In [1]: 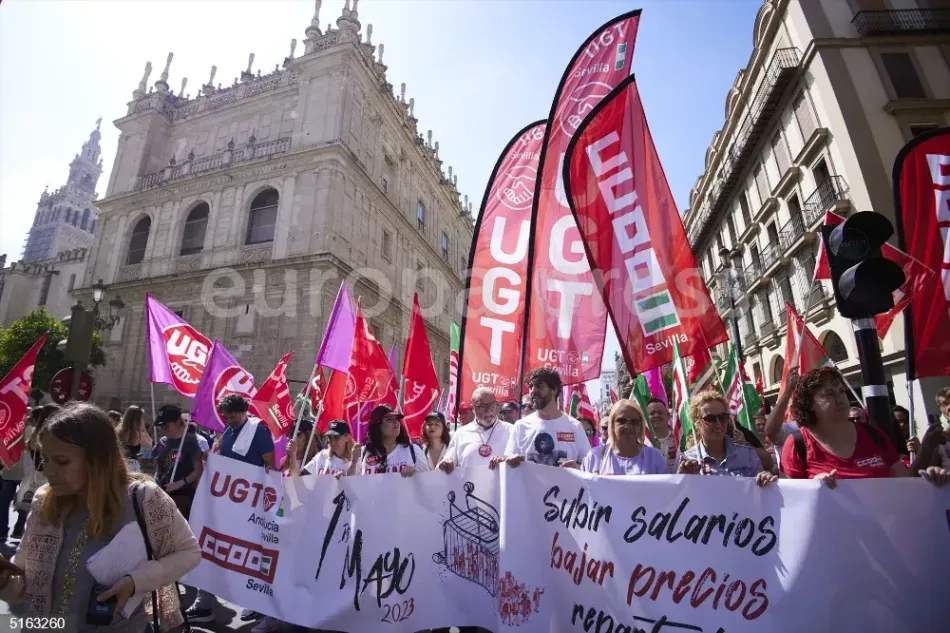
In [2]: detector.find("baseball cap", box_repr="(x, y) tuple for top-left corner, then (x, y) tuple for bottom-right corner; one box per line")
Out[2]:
(424, 411), (446, 424)
(155, 404), (182, 427)
(326, 420), (352, 437)
(368, 405), (404, 425)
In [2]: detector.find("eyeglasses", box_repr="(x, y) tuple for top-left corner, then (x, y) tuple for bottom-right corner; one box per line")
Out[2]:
(584, 428), (595, 437)
(614, 416), (642, 426)
(701, 413), (731, 426)
(473, 402), (496, 411)
(848, 416), (861, 423)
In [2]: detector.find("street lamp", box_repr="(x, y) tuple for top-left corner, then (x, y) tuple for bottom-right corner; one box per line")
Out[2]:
(718, 247), (745, 367)
(64, 280), (125, 400)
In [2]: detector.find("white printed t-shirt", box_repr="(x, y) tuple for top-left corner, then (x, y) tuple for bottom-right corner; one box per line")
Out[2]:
(360, 443), (430, 475)
(504, 412), (591, 466)
(303, 449), (351, 476)
(443, 420), (513, 468)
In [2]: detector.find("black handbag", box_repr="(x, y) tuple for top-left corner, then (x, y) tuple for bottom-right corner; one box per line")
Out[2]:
(131, 482), (191, 632)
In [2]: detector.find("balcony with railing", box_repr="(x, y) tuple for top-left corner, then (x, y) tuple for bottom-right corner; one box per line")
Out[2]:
(803, 176), (850, 226)
(852, 9), (950, 37)
(688, 47), (801, 247)
(136, 136), (291, 191)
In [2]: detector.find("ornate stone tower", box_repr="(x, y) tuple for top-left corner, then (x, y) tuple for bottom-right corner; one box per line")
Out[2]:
(22, 119), (104, 262)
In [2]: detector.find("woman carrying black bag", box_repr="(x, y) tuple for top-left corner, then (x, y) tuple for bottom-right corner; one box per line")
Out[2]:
(0, 403), (200, 631)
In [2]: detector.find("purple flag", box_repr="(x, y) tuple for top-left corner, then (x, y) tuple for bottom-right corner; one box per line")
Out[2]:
(645, 366), (668, 406)
(146, 294), (212, 398)
(191, 340), (256, 433)
(314, 281), (356, 373)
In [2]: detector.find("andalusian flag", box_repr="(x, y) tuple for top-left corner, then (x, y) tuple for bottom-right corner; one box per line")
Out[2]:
(445, 321), (460, 418)
(566, 383), (597, 421)
(671, 339), (694, 460)
(630, 374), (660, 449)
(720, 344), (762, 435)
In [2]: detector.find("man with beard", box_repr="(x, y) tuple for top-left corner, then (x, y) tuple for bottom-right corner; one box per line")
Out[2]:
(498, 367), (591, 468)
(439, 387), (513, 472)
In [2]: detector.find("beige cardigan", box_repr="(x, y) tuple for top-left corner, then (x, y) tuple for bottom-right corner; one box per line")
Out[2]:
(0, 479), (201, 630)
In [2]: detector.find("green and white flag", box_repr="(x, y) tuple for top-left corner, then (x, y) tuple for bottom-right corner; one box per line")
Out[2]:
(720, 343), (763, 435)
(630, 373), (661, 448)
(671, 339), (694, 459)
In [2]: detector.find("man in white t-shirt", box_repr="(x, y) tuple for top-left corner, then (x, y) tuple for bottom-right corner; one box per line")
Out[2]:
(645, 398), (676, 472)
(439, 387), (513, 473)
(499, 368), (591, 469)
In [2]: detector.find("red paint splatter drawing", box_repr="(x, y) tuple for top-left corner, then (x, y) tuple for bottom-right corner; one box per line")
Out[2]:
(498, 571), (544, 627)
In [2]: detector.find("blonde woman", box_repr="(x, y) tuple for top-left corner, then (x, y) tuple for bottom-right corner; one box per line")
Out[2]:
(116, 405), (153, 473)
(0, 403), (200, 629)
(678, 391), (776, 487)
(580, 400), (668, 475)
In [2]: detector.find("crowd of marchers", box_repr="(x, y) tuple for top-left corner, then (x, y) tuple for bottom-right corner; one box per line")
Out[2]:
(0, 367), (948, 633)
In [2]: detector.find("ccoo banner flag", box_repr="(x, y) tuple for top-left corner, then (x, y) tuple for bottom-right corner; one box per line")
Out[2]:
(459, 121), (546, 403)
(522, 11), (641, 386)
(892, 127), (950, 378)
(563, 75), (727, 372)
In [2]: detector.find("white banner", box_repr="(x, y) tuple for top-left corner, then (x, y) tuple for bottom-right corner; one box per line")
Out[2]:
(185, 455), (950, 632)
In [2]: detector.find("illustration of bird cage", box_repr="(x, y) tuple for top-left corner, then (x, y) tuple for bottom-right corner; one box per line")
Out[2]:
(433, 482), (500, 597)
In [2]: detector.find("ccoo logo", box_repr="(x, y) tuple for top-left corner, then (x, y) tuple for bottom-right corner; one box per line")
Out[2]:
(162, 324), (211, 397)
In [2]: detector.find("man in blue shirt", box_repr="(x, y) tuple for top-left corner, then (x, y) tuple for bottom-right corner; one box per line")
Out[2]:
(215, 394), (275, 471)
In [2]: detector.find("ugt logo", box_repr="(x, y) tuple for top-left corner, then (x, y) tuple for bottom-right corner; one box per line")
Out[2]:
(162, 324), (211, 397)
(210, 471), (279, 513)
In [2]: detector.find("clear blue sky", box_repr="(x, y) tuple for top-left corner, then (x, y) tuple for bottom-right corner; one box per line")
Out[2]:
(0, 0), (761, 391)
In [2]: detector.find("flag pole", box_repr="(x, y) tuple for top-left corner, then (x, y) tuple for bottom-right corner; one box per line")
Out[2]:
(149, 383), (158, 447)
(302, 402), (323, 464)
(292, 367), (317, 441)
(168, 419), (190, 485)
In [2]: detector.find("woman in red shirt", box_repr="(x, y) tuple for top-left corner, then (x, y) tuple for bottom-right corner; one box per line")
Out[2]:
(781, 367), (949, 487)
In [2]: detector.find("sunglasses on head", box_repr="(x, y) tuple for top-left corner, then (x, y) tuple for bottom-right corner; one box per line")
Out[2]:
(702, 413), (731, 425)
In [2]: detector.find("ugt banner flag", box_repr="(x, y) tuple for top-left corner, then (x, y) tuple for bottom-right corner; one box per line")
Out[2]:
(402, 295), (440, 438)
(563, 75), (727, 372)
(146, 294), (212, 398)
(0, 333), (48, 468)
(523, 11), (641, 385)
(251, 351), (296, 439)
(892, 127), (950, 378)
(191, 340), (256, 434)
(460, 121), (546, 403)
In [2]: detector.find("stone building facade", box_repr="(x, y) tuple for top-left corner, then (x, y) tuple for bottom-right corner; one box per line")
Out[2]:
(683, 0), (950, 431)
(79, 1), (475, 410)
(0, 249), (91, 327)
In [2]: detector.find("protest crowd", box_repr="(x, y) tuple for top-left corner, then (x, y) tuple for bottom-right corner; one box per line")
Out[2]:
(0, 360), (948, 632)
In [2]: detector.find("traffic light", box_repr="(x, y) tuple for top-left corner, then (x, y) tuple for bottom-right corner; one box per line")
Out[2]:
(820, 211), (905, 319)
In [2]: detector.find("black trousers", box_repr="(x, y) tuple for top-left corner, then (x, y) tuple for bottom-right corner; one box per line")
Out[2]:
(0, 477), (27, 536)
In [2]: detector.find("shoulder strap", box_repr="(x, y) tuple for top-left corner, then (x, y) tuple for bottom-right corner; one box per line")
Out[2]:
(792, 430), (807, 469)
(130, 483), (160, 631)
(409, 443), (418, 465)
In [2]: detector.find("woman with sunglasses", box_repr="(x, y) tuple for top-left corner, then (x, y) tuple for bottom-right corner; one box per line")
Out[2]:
(580, 401), (667, 475)
(678, 391), (777, 487)
(576, 416), (600, 448)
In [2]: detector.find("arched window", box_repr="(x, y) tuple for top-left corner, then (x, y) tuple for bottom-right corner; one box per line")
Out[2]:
(771, 355), (785, 385)
(63, 209), (70, 224)
(80, 208), (90, 230)
(245, 189), (278, 245)
(89, 220), (96, 234)
(71, 209), (78, 226)
(127, 217), (151, 265)
(821, 331), (849, 363)
(180, 202), (210, 255)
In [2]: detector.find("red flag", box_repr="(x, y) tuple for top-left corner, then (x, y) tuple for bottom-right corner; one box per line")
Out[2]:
(345, 302), (394, 404)
(563, 75), (728, 373)
(814, 211), (935, 338)
(401, 296), (440, 437)
(251, 351), (296, 439)
(0, 333), (49, 468)
(523, 12), (641, 385)
(317, 369), (347, 433)
(892, 127), (950, 377)
(460, 121), (545, 403)
(780, 302), (833, 398)
(755, 375), (766, 414)
(308, 369), (325, 414)
(608, 387), (619, 405)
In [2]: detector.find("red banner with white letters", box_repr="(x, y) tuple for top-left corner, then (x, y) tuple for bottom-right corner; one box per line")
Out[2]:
(251, 351), (296, 439)
(563, 75), (727, 373)
(458, 121), (546, 404)
(0, 333), (49, 468)
(893, 127), (950, 378)
(522, 10), (641, 386)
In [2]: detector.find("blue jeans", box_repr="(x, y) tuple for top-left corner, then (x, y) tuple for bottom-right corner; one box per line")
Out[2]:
(0, 477), (27, 537)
